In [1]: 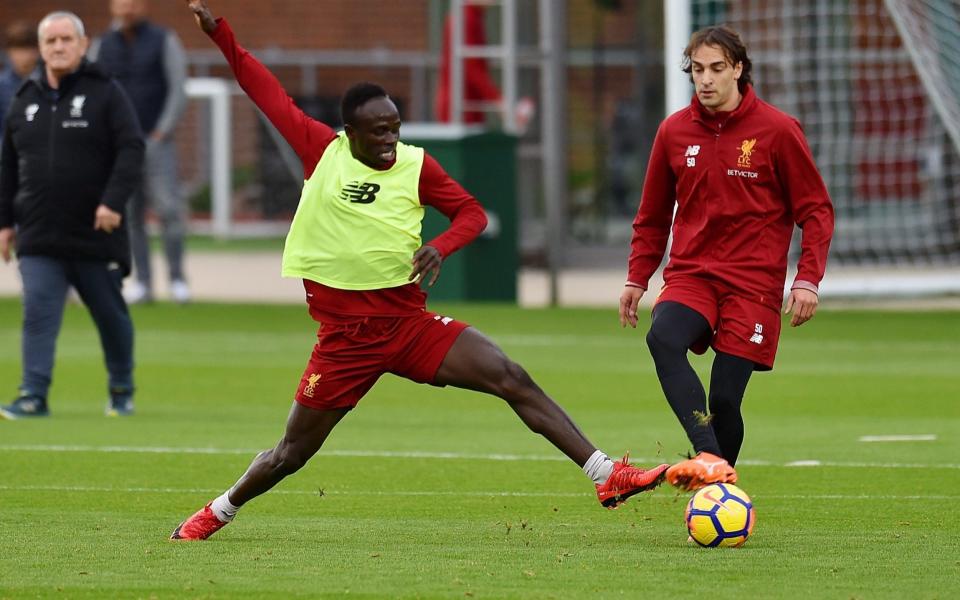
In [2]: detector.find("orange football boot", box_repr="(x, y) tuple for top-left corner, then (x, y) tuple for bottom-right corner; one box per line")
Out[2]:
(665, 451), (737, 491)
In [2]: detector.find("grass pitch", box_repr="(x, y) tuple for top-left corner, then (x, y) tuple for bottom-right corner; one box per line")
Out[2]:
(0, 298), (957, 599)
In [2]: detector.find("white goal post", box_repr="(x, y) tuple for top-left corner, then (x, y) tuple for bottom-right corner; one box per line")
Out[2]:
(185, 77), (233, 240)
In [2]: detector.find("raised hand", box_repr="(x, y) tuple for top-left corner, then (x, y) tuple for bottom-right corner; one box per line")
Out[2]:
(184, 0), (218, 34)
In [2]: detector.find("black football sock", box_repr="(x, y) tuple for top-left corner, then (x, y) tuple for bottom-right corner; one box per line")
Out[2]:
(708, 351), (755, 466)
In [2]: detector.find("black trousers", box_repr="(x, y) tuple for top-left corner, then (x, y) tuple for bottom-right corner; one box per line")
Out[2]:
(646, 301), (754, 465)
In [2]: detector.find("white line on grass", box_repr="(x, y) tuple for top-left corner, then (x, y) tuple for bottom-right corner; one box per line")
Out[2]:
(1, 444), (957, 469)
(0, 444), (566, 462)
(0, 484), (580, 498)
(858, 434), (937, 442)
(0, 484), (956, 501)
(779, 459), (960, 469)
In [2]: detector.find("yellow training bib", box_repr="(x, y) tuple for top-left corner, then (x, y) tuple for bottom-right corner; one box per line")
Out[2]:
(281, 133), (425, 290)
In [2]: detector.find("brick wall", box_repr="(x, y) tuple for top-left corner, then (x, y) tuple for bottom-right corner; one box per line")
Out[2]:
(0, 2), (430, 51)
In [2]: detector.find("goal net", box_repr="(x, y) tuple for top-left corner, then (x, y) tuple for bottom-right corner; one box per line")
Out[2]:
(684, 0), (960, 270)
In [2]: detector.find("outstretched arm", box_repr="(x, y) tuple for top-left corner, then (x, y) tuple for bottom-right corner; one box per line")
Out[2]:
(185, 0), (217, 33)
(183, 0), (335, 177)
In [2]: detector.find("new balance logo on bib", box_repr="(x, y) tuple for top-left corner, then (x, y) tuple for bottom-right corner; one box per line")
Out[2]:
(340, 181), (380, 204)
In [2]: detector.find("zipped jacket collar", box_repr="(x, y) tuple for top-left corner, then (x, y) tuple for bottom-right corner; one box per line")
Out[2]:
(690, 84), (758, 130)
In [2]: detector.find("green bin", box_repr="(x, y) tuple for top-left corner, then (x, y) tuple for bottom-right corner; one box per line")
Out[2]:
(402, 125), (517, 302)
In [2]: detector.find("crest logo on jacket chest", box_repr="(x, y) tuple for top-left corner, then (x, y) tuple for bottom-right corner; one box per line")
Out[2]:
(339, 181), (381, 204)
(70, 95), (86, 118)
(737, 138), (757, 168)
(25, 104), (39, 122)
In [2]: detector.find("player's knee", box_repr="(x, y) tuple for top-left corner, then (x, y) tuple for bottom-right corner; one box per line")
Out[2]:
(708, 392), (741, 417)
(646, 327), (681, 359)
(497, 360), (536, 399)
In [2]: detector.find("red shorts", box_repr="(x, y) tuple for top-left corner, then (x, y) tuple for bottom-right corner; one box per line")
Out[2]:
(295, 312), (469, 410)
(655, 277), (782, 370)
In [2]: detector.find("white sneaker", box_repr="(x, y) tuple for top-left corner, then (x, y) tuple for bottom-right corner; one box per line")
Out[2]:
(170, 280), (191, 304)
(123, 281), (152, 305)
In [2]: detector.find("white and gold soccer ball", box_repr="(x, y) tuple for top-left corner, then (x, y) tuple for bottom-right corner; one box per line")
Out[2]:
(685, 483), (756, 547)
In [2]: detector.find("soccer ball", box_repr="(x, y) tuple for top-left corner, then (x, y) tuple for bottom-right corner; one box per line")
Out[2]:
(685, 483), (755, 548)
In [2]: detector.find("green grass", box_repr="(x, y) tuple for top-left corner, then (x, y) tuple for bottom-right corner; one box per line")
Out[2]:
(0, 299), (958, 599)
(158, 235), (287, 253)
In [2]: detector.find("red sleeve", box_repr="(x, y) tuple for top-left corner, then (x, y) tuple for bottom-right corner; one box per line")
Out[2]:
(627, 122), (676, 288)
(775, 120), (835, 288)
(418, 153), (488, 257)
(209, 19), (335, 178)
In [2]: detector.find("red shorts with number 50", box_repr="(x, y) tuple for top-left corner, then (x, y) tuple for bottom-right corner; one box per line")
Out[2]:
(294, 311), (469, 410)
(655, 276), (782, 370)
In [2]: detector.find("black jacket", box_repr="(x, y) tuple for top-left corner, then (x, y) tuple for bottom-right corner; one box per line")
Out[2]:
(0, 59), (144, 274)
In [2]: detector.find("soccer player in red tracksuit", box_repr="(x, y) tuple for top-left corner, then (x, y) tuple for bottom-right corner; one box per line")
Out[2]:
(619, 26), (834, 491)
(172, 0), (671, 541)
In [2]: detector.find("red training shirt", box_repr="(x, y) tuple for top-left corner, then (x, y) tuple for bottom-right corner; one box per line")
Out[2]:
(209, 19), (488, 321)
(627, 86), (834, 309)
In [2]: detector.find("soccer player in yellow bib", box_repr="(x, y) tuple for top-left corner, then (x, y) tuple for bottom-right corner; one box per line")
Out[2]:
(171, 0), (671, 541)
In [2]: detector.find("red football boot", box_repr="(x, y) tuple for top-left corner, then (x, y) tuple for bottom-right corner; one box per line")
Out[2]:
(170, 502), (230, 541)
(595, 454), (670, 509)
(665, 451), (737, 491)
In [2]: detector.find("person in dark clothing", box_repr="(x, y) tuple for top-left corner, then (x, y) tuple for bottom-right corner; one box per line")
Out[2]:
(0, 11), (145, 420)
(0, 21), (40, 138)
(92, 0), (190, 304)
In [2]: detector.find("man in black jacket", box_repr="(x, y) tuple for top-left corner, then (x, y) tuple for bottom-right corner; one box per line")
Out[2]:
(0, 11), (144, 419)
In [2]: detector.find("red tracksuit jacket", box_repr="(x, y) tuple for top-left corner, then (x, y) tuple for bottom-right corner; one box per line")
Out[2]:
(627, 86), (834, 308)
